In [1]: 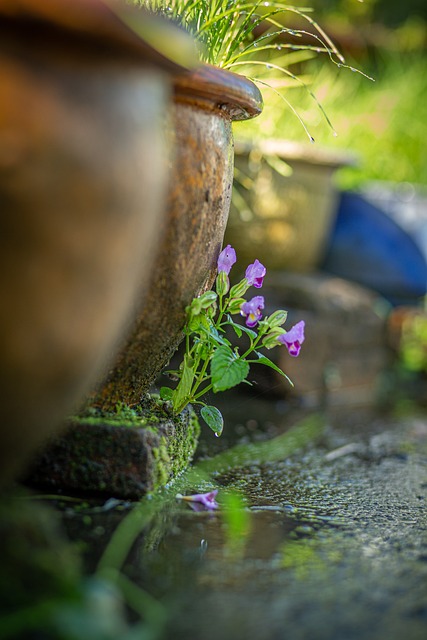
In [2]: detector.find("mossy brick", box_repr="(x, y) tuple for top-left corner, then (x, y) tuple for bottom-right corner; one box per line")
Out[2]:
(25, 399), (200, 499)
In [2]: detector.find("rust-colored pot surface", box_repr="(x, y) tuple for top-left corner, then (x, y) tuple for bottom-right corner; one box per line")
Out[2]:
(92, 64), (263, 409)
(0, 0), (193, 485)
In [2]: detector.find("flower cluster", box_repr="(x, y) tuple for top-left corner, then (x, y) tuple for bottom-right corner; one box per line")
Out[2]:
(160, 245), (305, 436)
(217, 245), (305, 357)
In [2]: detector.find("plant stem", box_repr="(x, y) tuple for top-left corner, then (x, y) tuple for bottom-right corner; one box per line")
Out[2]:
(216, 291), (227, 327)
(193, 383), (213, 401)
(184, 338), (216, 408)
(240, 332), (263, 360)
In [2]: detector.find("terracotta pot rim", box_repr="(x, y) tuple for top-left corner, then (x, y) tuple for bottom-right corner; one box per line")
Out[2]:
(174, 63), (263, 122)
(0, 0), (197, 72)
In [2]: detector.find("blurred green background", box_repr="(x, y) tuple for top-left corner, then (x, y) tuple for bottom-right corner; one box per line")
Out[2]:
(234, 0), (427, 189)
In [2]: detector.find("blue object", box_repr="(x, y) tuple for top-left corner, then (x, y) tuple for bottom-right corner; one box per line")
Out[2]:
(321, 191), (427, 306)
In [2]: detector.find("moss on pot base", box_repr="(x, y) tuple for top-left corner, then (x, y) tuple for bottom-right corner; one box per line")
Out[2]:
(25, 396), (200, 500)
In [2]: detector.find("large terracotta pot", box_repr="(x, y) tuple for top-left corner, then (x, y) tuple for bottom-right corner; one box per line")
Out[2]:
(91, 64), (263, 409)
(227, 139), (354, 272)
(0, 0), (195, 486)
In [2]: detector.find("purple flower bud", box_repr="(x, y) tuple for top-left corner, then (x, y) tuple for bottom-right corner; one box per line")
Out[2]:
(278, 320), (305, 357)
(240, 296), (264, 328)
(217, 244), (236, 275)
(178, 490), (219, 511)
(245, 259), (266, 288)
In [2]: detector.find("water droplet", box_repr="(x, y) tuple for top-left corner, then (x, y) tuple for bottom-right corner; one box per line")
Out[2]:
(283, 503), (297, 514)
(310, 136), (315, 144)
(214, 432), (220, 438)
(266, 64), (272, 69)
(333, 131), (338, 137)
(264, 2), (270, 6)
(277, 45), (282, 51)
(253, 42), (258, 47)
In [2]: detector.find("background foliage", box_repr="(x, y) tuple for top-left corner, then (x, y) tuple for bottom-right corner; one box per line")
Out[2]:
(233, 0), (427, 188)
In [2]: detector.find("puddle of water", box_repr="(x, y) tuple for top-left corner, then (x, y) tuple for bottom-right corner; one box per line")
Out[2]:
(13, 400), (426, 640)
(131, 420), (427, 640)
(52, 406), (427, 640)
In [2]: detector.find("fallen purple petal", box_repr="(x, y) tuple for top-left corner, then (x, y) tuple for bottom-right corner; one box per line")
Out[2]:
(177, 490), (219, 511)
(278, 320), (305, 357)
(240, 295), (264, 328)
(245, 259), (266, 288)
(217, 245), (236, 275)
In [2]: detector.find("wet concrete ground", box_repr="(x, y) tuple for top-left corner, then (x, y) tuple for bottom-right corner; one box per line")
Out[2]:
(134, 401), (427, 640)
(5, 390), (425, 640)
(53, 390), (427, 640)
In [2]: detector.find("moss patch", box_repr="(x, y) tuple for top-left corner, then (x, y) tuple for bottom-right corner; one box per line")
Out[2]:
(24, 395), (201, 499)
(73, 400), (156, 428)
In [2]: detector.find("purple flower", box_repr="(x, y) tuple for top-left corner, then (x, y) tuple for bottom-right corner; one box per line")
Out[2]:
(245, 259), (266, 288)
(240, 296), (264, 328)
(178, 490), (219, 512)
(217, 244), (236, 275)
(278, 320), (305, 357)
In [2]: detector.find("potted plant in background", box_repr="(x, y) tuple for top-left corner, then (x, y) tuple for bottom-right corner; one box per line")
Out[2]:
(217, 1), (367, 273)
(227, 137), (355, 272)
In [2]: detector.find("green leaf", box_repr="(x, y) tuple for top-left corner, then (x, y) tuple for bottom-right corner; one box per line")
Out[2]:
(230, 323), (242, 338)
(172, 355), (195, 412)
(256, 319), (270, 335)
(239, 324), (258, 340)
(221, 314), (258, 340)
(159, 386), (174, 401)
(201, 405), (224, 436)
(188, 312), (212, 333)
(225, 318), (257, 341)
(193, 340), (210, 362)
(254, 351), (294, 386)
(204, 323), (231, 347)
(211, 345), (250, 392)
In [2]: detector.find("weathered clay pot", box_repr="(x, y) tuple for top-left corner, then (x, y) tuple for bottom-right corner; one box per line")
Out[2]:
(91, 64), (263, 409)
(0, 0), (196, 486)
(227, 139), (354, 272)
